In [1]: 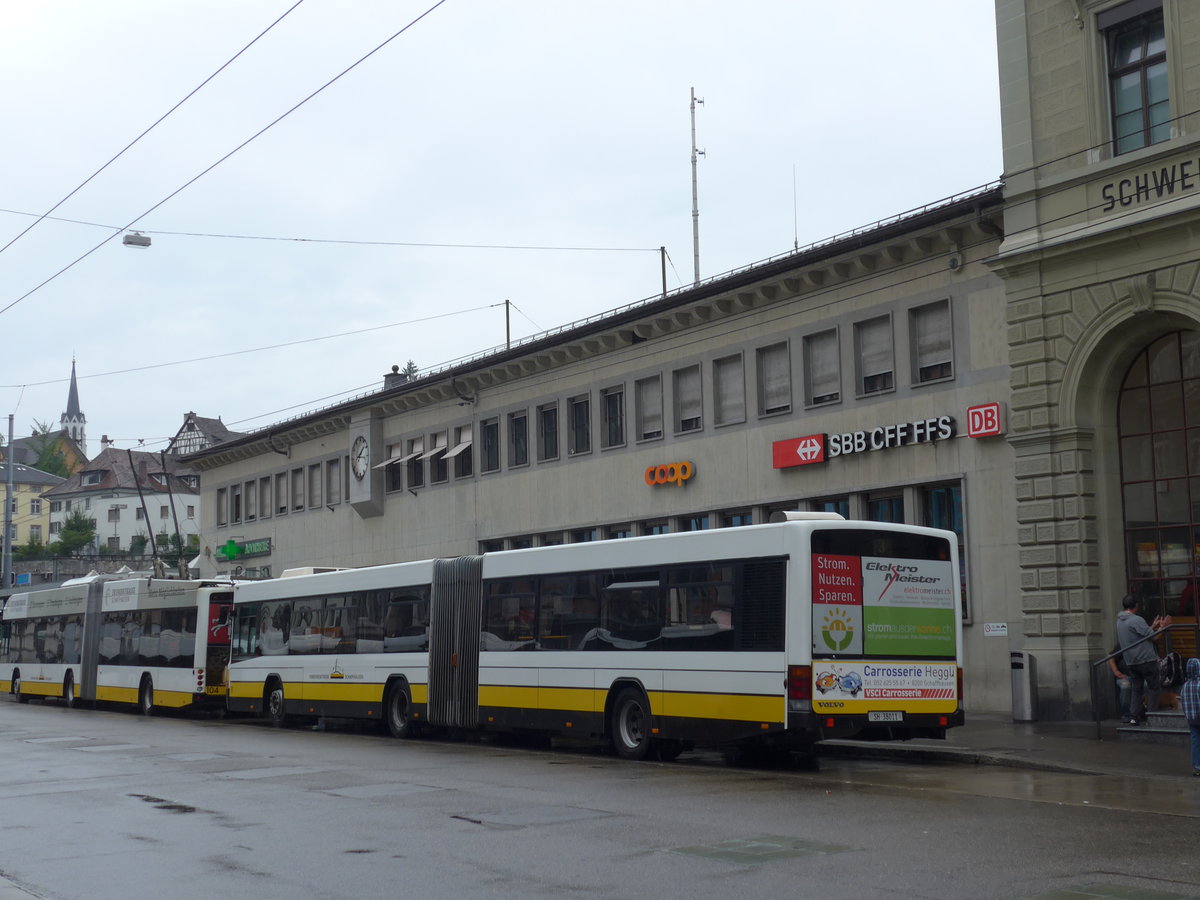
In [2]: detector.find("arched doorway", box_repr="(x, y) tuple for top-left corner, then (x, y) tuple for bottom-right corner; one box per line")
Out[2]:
(1119, 330), (1200, 619)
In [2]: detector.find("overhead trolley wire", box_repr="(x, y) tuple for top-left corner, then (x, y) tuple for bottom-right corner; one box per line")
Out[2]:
(0, 0), (450, 320)
(0, 0), (308, 260)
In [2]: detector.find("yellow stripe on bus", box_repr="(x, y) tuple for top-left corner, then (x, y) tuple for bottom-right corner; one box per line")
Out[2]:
(94, 686), (199, 708)
(229, 680), (430, 704)
(479, 684), (784, 724)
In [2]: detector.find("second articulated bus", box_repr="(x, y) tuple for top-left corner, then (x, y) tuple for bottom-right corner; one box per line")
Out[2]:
(226, 514), (964, 759)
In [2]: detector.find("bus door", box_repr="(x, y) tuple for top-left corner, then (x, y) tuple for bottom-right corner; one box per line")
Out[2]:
(205, 592), (233, 695)
(427, 556), (483, 729)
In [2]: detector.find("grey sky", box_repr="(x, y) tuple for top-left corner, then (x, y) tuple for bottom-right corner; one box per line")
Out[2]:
(0, 1), (1001, 452)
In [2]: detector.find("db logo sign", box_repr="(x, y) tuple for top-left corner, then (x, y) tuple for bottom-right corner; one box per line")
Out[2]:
(645, 461), (695, 487)
(966, 402), (1005, 438)
(772, 434), (827, 468)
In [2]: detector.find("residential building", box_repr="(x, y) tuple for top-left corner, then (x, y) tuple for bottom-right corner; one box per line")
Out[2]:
(4, 464), (64, 549)
(42, 447), (201, 555)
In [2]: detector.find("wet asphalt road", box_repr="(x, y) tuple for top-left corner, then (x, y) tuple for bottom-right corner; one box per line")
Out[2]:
(0, 699), (1197, 900)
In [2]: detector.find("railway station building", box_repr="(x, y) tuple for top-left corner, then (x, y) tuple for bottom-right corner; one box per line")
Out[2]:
(186, 0), (1200, 720)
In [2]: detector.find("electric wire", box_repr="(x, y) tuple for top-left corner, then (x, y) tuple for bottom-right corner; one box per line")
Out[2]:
(0, 207), (661, 254)
(0, 0), (449, 319)
(0, 0), (307, 259)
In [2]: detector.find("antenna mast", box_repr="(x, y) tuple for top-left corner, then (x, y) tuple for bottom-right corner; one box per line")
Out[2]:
(690, 87), (705, 287)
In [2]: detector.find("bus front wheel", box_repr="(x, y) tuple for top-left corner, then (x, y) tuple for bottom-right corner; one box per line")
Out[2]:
(14, 673), (28, 704)
(139, 677), (155, 716)
(610, 687), (652, 761)
(266, 680), (290, 728)
(385, 683), (418, 739)
(62, 672), (75, 709)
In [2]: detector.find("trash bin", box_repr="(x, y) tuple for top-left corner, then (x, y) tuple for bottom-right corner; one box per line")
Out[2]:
(1010, 650), (1037, 722)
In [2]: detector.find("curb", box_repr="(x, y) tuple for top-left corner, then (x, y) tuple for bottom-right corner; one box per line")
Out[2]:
(815, 739), (1098, 776)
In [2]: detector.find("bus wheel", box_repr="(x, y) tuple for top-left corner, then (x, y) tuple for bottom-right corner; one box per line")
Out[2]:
(62, 672), (75, 709)
(266, 680), (290, 728)
(610, 687), (652, 761)
(139, 677), (155, 716)
(655, 739), (684, 762)
(14, 674), (28, 704)
(385, 683), (418, 739)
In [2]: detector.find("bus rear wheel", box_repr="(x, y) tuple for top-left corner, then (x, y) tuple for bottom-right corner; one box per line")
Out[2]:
(610, 687), (652, 761)
(385, 683), (419, 739)
(139, 677), (155, 716)
(62, 672), (75, 709)
(14, 673), (28, 703)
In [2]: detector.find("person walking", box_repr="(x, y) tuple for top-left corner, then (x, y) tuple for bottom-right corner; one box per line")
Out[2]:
(1181, 657), (1200, 777)
(1116, 594), (1171, 725)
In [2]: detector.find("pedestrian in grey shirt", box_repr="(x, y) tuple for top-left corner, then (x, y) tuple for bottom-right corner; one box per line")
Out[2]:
(1117, 594), (1172, 725)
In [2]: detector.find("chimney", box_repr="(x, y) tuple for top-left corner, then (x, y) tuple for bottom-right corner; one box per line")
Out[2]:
(383, 364), (409, 391)
(100, 435), (112, 450)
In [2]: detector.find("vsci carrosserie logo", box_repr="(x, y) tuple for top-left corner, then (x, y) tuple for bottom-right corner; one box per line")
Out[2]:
(820, 607), (855, 652)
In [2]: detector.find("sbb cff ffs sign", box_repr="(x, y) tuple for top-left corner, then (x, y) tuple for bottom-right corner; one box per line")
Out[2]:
(772, 435), (826, 468)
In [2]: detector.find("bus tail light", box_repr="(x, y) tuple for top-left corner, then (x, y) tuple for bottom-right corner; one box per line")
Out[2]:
(956, 667), (963, 702)
(787, 666), (812, 701)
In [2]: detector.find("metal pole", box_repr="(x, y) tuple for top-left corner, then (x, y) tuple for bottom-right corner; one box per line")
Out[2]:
(690, 87), (704, 287)
(660, 246), (667, 297)
(127, 448), (158, 568)
(2, 414), (14, 588)
(505, 299), (511, 350)
(161, 451), (187, 578)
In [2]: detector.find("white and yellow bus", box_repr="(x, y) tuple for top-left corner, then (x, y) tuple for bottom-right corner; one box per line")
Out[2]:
(1, 576), (233, 713)
(227, 514), (963, 759)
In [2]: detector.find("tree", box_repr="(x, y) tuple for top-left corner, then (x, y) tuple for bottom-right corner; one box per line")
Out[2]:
(129, 533), (149, 556)
(27, 419), (69, 478)
(402, 359), (419, 380)
(57, 509), (96, 556)
(13, 538), (45, 561)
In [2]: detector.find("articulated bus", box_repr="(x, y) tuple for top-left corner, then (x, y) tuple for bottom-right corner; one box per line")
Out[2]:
(0, 577), (233, 713)
(227, 514), (963, 759)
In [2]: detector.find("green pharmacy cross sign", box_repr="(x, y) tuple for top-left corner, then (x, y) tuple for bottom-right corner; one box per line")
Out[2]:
(216, 537), (272, 562)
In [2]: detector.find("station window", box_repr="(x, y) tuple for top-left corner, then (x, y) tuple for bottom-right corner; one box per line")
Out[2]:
(307, 464), (322, 509)
(509, 411), (529, 468)
(259, 476), (272, 520)
(713, 354), (745, 426)
(606, 524), (633, 540)
(326, 458), (342, 505)
(451, 424), (473, 479)
(1103, 0), (1169, 155)
(427, 432), (448, 484)
(855, 316), (894, 396)
(538, 403), (559, 461)
(804, 329), (840, 405)
(275, 472), (289, 515)
(568, 395), (591, 455)
(756, 342), (791, 415)
(911, 299), (953, 383)
(407, 437), (425, 489)
(291, 468), (305, 512)
(216, 488), (228, 526)
(673, 365), (702, 433)
(721, 510), (753, 527)
(601, 386), (625, 448)
(480, 418), (500, 473)
(867, 495), (904, 523)
(635, 375), (663, 441)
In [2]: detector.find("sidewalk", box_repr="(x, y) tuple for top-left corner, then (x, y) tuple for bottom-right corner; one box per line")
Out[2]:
(821, 713), (1196, 779)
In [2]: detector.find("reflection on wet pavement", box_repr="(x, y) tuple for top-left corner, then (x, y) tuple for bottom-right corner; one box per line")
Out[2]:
(795, 758), (1200, 819)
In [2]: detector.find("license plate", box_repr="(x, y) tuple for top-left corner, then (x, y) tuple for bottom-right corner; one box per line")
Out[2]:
(205, 686), (225, 696)
(868, 711), (902, 722)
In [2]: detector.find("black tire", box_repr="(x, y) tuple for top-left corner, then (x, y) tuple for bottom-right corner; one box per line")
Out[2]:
(655, 739), (684, 762)
(139, 677), (155, 716)
(62, 672), (75, 709)
(266, 680), (290, 728)
(385, 683), (418, 739)
(14, 673), (28, 704)
(610, 687), (652, 761)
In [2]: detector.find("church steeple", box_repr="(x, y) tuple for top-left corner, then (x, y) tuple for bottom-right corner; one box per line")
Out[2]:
(60, 358), (86, 456)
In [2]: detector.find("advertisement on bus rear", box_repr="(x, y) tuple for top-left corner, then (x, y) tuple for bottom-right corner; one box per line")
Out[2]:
(811, 551), (957, 713)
